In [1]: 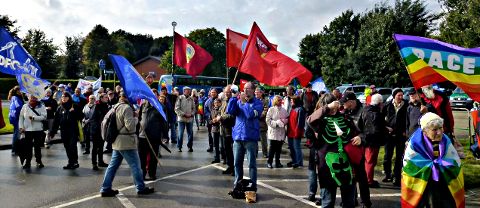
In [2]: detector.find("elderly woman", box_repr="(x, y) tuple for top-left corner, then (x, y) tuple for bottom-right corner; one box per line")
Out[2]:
(265, 95), (288, 168)
(401, 112), (464, 208)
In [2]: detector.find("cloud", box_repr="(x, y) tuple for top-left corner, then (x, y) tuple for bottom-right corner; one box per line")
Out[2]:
(1, 0), (441, 60)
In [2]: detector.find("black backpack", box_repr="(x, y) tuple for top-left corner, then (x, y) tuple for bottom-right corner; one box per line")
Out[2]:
(101, 104), (122, 143)
(228, 179), (255, 199)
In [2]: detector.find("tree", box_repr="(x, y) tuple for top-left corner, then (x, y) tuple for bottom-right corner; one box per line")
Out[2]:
(62, 35), (83, 78)
(439, 0), (480, 48)
(22, 29), (59, 79)
(150, 36), (172, 57)
(111, 33), (136, 61)
(0, 15), (20, 37)
(187, 28), (226, 77)
(298, 33), (323, 79)
(82, 24), (115, 77)
(159, 50), (186, 75)
(112, 30), (154, 61)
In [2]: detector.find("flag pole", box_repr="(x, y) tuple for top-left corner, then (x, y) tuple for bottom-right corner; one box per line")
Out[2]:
(231, 68), (239, 85)
(171, 21), (177, 76)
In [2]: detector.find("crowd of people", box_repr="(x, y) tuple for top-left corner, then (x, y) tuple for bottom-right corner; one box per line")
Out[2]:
(2, 77), (465, 207)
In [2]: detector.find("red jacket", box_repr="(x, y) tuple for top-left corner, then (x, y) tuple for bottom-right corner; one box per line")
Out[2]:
(421, 91), (454, 134)
(287, 107), (306, 139)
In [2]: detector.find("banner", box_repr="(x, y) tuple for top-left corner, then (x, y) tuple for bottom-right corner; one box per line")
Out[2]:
(16, 72), (50, 98)
(394, 34), (480, 101)
(0, 27), (42, 77)
(226, 29), (277, 68)
(238, 22), (312, 87)
(109, 54), (167, 121)
(174, 32), (213, 78)
(311, 77), (329, 93)
(76, 76), (102, 94)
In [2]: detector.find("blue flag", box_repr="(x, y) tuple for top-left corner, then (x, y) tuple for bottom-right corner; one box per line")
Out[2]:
(311, 77), (329, 94)
(16, 73), (50, 98)
(0, 27), (42, 77)
(109, 54), (167, 121)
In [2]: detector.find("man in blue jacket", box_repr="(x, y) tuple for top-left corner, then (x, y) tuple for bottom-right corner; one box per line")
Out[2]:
(227, 82), (264, 193)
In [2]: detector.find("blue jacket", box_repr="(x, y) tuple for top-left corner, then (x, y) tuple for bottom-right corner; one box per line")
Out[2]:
(9, 96), (24, 128)
(227, 97), (264, 141)
(204, 97), (213, 120)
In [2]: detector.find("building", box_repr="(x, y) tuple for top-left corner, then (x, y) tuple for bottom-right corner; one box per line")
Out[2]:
(132, 56), (166, 78)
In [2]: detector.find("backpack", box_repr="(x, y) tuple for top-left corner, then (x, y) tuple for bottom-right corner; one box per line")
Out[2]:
(228, 179), (255, 199)
(101, 104), (122, 143)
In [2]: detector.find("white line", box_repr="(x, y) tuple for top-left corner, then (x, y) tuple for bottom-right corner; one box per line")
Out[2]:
(211, 164), (317, 207)
(116, 192), (137, 208)
(51, 164), (215, 208)
(258, 179), (309, 182)
(297, 193), (402, 198)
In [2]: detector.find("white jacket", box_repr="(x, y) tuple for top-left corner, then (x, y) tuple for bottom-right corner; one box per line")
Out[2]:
(19, 103), (47, 132)
(266, 106), (289, 141)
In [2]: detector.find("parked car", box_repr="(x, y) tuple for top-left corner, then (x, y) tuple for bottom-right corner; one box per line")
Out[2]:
(386, 87), (414, 103)
(358, 87), (393, 104)
(336, 84), (367, 96)
(449, 87), (473, 109)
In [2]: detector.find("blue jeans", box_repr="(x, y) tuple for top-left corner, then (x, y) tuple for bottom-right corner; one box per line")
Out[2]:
(12, 125), (20, 153)
(233, 140), (258, 190)
(169, 115), (177, 143)
(100, 149), (146, 192)
(288, 138), (303, 166)
(320, 184), (355, 208)
(177, 121), (193, 149)
(308, 148), (318, 196)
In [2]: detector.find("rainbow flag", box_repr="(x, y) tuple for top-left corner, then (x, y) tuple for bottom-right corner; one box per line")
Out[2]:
(393, 34), (480, 101)
(401, 129), (465, 208)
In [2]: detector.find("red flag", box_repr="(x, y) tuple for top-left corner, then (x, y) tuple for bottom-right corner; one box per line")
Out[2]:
(226, 29), (249, 68)
(239, 79), (248, 91)
(174, 32), (213, 78)
(238, 22), (312, 87)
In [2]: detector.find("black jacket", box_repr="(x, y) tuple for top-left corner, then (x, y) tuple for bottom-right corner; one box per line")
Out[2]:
(89, 101), (109, 136)
(42, 97), (58, 119)
(406, 101), (422, 138)
(138, 101), (168, 141)
(51, 102), (81, 139)
(302, 90), (319, 115)
(383, 99), (408, 137)
(358, 105), (387, 147)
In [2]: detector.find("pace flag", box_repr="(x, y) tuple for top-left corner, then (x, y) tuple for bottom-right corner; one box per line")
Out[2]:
(16, 72), (50, 98)
(238, 22), (312, 87)
(109, 54), (167, 121)
(0, 27), (42, 77)
(394, 34), (480, 101)
(173, 32), (213, 78)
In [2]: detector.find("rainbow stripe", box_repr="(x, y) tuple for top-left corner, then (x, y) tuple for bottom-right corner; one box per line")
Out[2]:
(394, 34), (480, 102)
(401, 129), (465, 207)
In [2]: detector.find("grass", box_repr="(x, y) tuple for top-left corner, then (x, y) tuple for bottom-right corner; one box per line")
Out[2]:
(0, 106), (13, 134)
(375, 137), (480, 189)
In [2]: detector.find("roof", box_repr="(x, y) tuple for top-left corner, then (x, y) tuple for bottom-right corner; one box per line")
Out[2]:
(132, 56), (161, 66)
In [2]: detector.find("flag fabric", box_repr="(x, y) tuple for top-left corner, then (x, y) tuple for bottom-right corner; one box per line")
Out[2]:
(76, 76), (102, 94)
(226, 29), (249, 67)
(0, 27), (42, 77)
(394, 34), (480, 101)
(239, 79), (247, 92)
(109, 54), (167, 121)
(173, 32), (213, 78)
(238, 22), (312, 87)
(16, 72), (50, 98)
(311, 77), (329, 93)
(401, 128), (465, 208)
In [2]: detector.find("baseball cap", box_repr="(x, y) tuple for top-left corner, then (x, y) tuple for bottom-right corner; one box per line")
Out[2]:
(339, 91), (357, 104)
(59, 84), (66, 88)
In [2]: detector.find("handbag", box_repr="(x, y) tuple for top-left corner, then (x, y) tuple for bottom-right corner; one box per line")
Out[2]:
(29, 106), (48, 131)
(344, 141), (365, 166)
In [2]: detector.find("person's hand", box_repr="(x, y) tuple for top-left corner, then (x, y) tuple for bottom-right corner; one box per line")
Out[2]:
(46, 107), (51, 110)
(19, 128), (25, 133)
(351, 136), (361, 146)
(69, 108), (74, 112)
(386, 127), (393, 133)
(327, 101), (340, 114)
(240, 92), (247, 103)
(420, 105), (428, 114)
(184, 113), (191, 118)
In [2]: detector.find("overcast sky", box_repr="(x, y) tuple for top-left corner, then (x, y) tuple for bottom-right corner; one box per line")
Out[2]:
(1, 0), (442, 60)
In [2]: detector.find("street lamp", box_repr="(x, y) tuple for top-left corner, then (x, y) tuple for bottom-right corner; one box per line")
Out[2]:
(171, 21), (177, 75)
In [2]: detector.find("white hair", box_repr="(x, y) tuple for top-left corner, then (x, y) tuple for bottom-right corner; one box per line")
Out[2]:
(370, 94), (383, 106)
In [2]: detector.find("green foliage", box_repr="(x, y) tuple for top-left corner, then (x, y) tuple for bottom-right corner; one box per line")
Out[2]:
(0, 14), (19, 37)
(439, 0), (480, 48)
(298, 34), (323, 78)
(187, 28), (226, 77)
(111, 33), (137, 61)
(82, 24), (115, 77)
(150, 36), (172, 57)
(22, 29), (59, 79)
(61, 35), (83, 78)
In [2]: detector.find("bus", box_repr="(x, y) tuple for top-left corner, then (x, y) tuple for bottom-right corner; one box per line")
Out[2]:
(158, 74), (228, 94)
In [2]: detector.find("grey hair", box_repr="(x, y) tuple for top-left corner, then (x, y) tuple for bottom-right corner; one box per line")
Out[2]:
(422, 117), (444, 130)
(370, 94), (383, 106)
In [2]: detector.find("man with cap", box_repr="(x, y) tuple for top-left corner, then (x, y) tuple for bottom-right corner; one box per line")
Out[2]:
(175, 86), (196, 152)
(406, 89), (426, 138)
(160, 86), (177, 143)
(381, 88), (408, 186)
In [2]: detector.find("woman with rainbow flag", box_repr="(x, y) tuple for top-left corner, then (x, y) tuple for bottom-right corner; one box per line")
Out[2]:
(401, 112), (465, 208)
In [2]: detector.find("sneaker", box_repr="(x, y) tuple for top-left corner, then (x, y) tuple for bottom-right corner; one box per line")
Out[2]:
(101, 189), (119, 197)
(222, 168), (233, 175)
(206, 148), (213, 152)
(178, 148), (182, 152)
(188, 148), (193, 152)
(137, 187), (154, 195)
(92, 165), (99, 171)
(37, 162), (44, 168)
(267, 163), (273, 169)
(98, 162), (109, 167)
(392, 179), (401, 187)
(287, 162), (293, 167)
(382, 176), (393, 183)
(72, 163), (80, 169)
(275, 163), (284, 168)
(292, 164), (299, 169)
(315, 199), (322, 206)
(307, 194), (316, 202)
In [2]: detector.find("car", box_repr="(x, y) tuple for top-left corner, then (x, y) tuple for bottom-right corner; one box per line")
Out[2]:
(449, 87), (473, 109)
(335, 84), (367, 96)
(357, 87), (392, 104)
(386, 87), (415, 103)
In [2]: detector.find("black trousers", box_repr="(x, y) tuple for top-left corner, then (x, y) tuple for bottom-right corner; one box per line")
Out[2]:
(91, 133), (104, 165)
(267, 140), (283, 165)
(207, 122), (213, 148)
(82, 124), (90, 150)
(223, 135), (234, 169)
(24, 131), (44, 164)
(138, 137), (160, 178)
(62, 132), (78, 165)
(213, 132), (220, 161)
(353, 159), (372, 207)
(383, 134), (406, 180)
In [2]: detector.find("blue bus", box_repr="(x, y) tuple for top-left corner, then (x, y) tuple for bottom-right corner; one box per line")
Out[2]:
(158, 74), (228, 94)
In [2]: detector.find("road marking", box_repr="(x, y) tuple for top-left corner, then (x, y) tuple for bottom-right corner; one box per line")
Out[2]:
(51, 164), (215, 208)
(212, 164), (317, 207)
(298, 193), (402, 198)
(116, 192), (137, 208)
(258, 179), (309, 182)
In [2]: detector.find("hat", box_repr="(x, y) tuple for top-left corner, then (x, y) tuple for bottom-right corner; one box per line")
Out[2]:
(183, 86), (191, 90)
(58, 84), (66, 88)
(339, 91), (357, 104)
(119, 92), (127, 98)
(408, 89), (418, 95)
(420, 112), (443, 130)
(161, 86), (167, 91)
(392, 88), (403, 97)
(369, 85), (376, 89)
